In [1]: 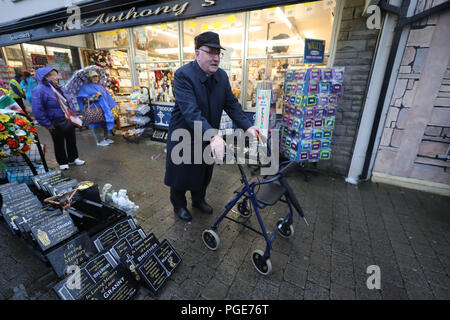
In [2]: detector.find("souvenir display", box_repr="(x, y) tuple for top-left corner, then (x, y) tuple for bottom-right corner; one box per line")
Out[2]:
(281, 67), (344, 162)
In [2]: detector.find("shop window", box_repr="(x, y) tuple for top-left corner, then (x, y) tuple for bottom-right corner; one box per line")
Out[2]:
(95, 29), (129, 48)
(248, 3), (333, 57)
(137, 62), (178, 103)
(45, 47), (74, 85)
(183, 13), (244, 61)
(21, 44), (48, 72)
(245, 2), (334, 111)
(3, 45), (24, 68)
(134, 23), (179, 63)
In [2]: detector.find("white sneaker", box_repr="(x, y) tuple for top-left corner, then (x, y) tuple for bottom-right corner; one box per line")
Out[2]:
(59, 164), (69, 170)
(96, 140), (109, 147)
(105, 139), (114, 144)
(69, 158), (85, 166)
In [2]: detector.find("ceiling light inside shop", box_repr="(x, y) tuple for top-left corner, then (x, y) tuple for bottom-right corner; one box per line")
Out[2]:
(276, 7), (292, 29)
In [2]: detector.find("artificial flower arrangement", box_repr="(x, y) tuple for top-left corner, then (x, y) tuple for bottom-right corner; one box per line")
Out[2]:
(109, 77), (120, 93)
(0, 113), (37, 158)
(89, 50), (112, 68)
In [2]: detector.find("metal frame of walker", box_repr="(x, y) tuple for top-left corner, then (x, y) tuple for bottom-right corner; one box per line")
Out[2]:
(202, 154), (309, 276)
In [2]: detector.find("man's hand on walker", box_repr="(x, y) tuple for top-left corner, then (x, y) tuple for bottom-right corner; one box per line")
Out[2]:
(246, 126), (263, 143)
(210, 135), (226, 160)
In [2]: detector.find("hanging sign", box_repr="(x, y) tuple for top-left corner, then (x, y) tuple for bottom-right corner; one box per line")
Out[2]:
(304, 39), (325, 64)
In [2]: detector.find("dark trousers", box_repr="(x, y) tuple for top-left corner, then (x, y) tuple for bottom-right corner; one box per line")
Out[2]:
(170, 188), (206, 209)
(49, 119), (79, 165)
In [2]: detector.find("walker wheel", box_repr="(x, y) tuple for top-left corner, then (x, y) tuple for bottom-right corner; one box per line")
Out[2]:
(277, 218), (294, 238)
(202, 229), (220, 251)
(237, 199), (252, 218)
(251, 250), (272, 276)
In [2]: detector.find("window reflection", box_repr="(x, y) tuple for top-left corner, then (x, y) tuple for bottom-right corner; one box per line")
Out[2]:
(134, 23), (179, 63)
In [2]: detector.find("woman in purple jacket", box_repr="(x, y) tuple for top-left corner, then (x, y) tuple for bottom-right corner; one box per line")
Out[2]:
(31, 67), (85, 170)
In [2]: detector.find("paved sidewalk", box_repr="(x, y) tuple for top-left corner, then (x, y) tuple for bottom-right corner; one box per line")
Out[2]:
(0, 128), (449, 300)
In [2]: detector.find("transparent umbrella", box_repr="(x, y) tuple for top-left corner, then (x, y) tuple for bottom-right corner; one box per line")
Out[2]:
(64, 65), (108, 98)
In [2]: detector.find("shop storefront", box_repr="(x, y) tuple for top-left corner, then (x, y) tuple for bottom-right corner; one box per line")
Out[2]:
(5, 0), (423, 191)
(1, 0), (340, 131)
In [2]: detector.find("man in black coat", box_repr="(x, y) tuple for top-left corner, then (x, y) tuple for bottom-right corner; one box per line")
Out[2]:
(164, 31), (260, 221)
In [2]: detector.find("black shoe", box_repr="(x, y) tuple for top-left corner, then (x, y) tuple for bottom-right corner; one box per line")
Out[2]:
(193, 200), (213, 215)
(174, 207), (192, 221)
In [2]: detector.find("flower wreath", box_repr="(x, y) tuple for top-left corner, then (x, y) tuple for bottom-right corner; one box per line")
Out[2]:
(89, 50), (112, 68)
(0, 113), (37, 157)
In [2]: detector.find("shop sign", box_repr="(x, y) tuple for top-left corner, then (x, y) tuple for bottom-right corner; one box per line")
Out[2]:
(10, 32), (31, 41)
(304, 38), (325, 64)
(52, 1), (207, 33)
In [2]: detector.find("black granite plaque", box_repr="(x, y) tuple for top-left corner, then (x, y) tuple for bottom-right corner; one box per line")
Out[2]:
(2, 198), (43, 232)
(84, 264), (139, 300)
(0, 187), (33, 202)
(109, 228), (147, 261)
(120, 233), (160, 271)
(154, 240), (182, 275)
(54, 268), (97, 300)
(53, 252), (138, 300)
(84, 252), (117, 282)
(0, 183), (31, 199)
(48, 179), (79, 196)
(32, 170), (58, 190)
(30, 210), (78, 251)
(136, 240), (182, 294)
(93, 218), (137, 252)
(136, 254), (168, 293)
(42, 176), (72, 194)
(46, 232), (96, 278)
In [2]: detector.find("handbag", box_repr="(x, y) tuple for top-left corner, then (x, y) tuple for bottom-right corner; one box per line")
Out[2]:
(83, 98), (105, 126)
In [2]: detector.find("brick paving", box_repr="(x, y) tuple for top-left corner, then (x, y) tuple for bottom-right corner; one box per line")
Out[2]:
(0, 128), (449, 300)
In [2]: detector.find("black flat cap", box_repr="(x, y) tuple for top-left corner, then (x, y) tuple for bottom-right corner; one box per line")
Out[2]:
(194, 31), (225, 50)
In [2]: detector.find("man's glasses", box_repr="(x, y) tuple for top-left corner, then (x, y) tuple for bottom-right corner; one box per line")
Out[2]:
(198, 48), (224, 58)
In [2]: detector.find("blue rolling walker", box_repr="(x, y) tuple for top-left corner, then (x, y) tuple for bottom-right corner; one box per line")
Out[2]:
(202, 148), (309, 275)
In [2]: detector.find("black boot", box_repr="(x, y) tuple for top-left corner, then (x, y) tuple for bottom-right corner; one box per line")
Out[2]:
(192, 200), (213, 215)
(174, 207), (192, 221)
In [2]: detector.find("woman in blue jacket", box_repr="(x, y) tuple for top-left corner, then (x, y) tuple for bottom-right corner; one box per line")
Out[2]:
(31, 67), (85, 171)
(20, 71), (38, 105)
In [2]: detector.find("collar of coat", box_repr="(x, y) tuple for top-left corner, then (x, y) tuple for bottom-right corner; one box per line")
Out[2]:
(193, 60), (218, 85)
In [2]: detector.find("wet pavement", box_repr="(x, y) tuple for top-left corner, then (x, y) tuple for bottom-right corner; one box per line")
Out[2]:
(1, 127), (449, 300)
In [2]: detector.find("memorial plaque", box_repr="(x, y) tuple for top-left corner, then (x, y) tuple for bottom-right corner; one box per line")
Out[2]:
(109, 228), (147, 261)
(30, 210), (78, 251)
(42, 176), (72, 194)
(84, 264), (139, 300)
(120, 233), (160, 271)
(54, 268), (97, 300)
(93, 218), (137, 252)
(2, 198), (43, 232)
(46, 232), (96, 278)
(0, 183), (31, 199)
(48, 179), (78, 196)
(136, 240), (182, 294)
(84, 252), (117, 282)
(1, 187), (33, 202)
(154, 240), (182, 275)
(32, 170), (58, 190)
(37, 172), (64, 190)
(136, 254), (168, 293)
(53, 251), (138, 301)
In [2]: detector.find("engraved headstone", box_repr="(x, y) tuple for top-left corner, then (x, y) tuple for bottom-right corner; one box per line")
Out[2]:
(93, 218), (137, 252)
(46, 232), (96, 278)
(136, 240), (182, 294)
(54, 252), (138, 300)
(30, 210), (78, 251)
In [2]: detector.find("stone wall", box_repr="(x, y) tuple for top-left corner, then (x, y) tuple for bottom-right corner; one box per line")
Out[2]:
(373, 0), (450, 186)
(319, 0), (380, 175)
